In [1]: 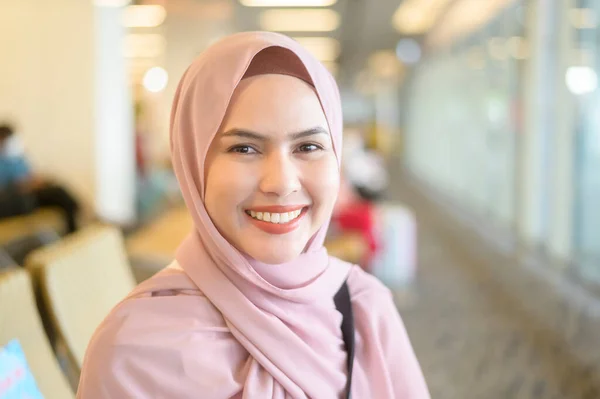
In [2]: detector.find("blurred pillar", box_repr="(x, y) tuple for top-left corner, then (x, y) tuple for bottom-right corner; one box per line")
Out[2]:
(519, 0), (575, 260)
(94, 5), (136, 225)
(546, 0), (576, 261)
(517, 0), (557, 248)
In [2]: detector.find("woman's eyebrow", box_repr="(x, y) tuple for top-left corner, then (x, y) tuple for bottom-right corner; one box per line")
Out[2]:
(221, 127), (329, 141)
(289, 127), (329, 140)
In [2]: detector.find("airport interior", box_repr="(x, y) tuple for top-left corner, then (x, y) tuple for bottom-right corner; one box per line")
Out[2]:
(2, 0), (600, 398)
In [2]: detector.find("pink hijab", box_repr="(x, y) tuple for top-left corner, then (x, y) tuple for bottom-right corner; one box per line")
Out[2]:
(77, 31), (430, 399)
(171, 31), (350, 398)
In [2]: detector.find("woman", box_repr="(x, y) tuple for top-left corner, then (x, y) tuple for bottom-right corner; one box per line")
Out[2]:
(77, 32), (429, 398)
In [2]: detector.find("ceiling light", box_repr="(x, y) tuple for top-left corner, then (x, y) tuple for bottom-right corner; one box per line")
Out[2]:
(566, 66), (597, 95)
(293, 37), (340, 61)
(392, 0), (454, 35)
(94, 0), (130, 7)
(122, 5), (166, 28)
(393, 5), (435, 34)
(427, 0), (518, 48)
(143, 67), (169, 93)
(240, 0), (336, 7)
(260, 9), (340, 32)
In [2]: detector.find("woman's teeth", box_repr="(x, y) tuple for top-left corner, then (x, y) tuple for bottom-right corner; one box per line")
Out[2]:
(247, 209), (302, 224)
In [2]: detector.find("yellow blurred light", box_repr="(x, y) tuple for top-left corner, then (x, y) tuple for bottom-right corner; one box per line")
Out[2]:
(427, 0), (518, 48)
(368, 50), (404, 79)
(240, 0), (336, 6)
(166, 1), (233, 20)
(488, 37), (507, 60)
(293, 37), (340, 61)
(122, 5), (166, 28)
(128, 59), (156, 84)
(123, 34), (166, 58)
(128, 59), (155, 74)
(507, 36), (528, 60)
(570, 8), (597, 29)
(392, 0), (453, 34)
(321, 61), (339, 77)
(393, 5), (435, 34)
(260, 9), (340, 32)
(94, 0), (130, 7)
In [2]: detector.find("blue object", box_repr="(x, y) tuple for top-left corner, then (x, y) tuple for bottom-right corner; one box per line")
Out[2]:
(0, 155), (31, 189)
(0, 340), (44, 399)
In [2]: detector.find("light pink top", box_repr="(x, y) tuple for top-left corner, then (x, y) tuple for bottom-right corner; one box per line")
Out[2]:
(77, 263), (429, 398)
(76, 31), (430, 398)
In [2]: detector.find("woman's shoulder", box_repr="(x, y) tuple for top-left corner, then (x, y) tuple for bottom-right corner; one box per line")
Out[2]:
(83, 262), (231, 367)
(342, 265), (405, 331)
(345, 264), (393, 306)
(77, 263), (243, 398)
(92, 262), (228, 344)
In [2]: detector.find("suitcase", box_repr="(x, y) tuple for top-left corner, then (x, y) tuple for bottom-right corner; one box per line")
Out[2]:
(370, 204), (417, 288)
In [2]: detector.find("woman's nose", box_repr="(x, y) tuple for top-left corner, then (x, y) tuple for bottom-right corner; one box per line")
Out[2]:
(258, 152), (301, 198)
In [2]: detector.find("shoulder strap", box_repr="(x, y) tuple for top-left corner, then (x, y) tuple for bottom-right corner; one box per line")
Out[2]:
(334, 281), (355, 399)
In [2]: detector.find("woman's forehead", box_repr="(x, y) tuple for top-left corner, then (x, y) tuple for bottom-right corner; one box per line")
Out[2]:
(219, 74), (329, 136)
(234, 74), (317, 101)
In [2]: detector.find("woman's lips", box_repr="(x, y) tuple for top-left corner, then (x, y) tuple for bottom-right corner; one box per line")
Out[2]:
(245, 206), (309, 235)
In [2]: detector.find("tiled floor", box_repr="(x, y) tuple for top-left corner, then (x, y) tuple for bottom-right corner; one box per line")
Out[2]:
(389, 175), (600, 399)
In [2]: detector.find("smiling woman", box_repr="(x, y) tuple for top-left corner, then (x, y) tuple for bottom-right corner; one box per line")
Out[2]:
(76, 32), (430, 399)
(204, 74), (339, 265)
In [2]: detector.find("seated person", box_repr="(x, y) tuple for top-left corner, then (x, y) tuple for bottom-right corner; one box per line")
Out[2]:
(0, 123), (80, 233)
(329, 175), (380, 270)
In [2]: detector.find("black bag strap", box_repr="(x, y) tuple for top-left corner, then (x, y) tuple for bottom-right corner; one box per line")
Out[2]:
(334, 281), (355, 399)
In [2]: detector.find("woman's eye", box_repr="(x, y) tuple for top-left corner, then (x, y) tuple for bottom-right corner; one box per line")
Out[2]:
(229, 145), (257, 154)
(297, 143), (323, 153)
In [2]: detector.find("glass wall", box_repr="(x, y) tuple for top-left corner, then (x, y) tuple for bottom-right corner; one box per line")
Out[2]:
(403, 0), (600, 285)
(403, 1), (526, 229)
(571, 0), (600, 281)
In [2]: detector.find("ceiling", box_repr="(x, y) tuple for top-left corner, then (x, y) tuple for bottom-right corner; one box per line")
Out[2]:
(156, 0), (460, 89)
(156, 0), (520, 90)
(231, 0), (408, 85)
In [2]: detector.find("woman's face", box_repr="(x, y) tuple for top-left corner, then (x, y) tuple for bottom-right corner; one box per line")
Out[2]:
(204, 74), (340, 264)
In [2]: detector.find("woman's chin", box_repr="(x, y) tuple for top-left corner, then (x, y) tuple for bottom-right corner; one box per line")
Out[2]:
(249, 250), (301, 265)
(237, 231), (310, 265)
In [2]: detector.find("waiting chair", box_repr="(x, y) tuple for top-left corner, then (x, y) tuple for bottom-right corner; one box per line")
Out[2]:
(25, 225), (136, 371)
(0, 268), (74, 399)
(0, 208), (64, 247)
(126, 205), (192, 281)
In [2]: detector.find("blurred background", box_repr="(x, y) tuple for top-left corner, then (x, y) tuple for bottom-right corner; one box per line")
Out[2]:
(2, 0), (600, 398)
